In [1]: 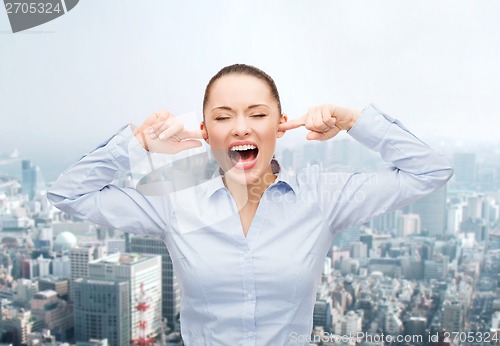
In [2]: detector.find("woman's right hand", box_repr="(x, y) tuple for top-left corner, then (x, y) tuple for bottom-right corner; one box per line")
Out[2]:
(133, 110), (205, 154)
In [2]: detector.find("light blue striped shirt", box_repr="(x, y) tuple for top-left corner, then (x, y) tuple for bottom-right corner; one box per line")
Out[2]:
(47, 104), (453, 345)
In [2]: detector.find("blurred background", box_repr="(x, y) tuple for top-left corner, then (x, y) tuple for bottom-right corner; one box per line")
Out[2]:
(1, 1), (500, 345)
(1, 0), (499, 181)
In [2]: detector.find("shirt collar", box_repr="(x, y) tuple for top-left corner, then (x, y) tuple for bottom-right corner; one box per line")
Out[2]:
(205, 159), (298, 198)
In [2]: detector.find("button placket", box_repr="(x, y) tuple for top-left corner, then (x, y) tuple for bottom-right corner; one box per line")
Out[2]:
(240, 244), (256, 345)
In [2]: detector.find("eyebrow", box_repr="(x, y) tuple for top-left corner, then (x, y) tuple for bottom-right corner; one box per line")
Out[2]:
(211, 104), (270, 112)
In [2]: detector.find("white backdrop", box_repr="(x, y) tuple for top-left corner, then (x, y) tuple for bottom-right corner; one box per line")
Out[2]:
(1, 0), (499, 178)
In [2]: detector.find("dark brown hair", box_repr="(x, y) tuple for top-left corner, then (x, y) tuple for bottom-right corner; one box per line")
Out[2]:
(202, 64), (282, 118)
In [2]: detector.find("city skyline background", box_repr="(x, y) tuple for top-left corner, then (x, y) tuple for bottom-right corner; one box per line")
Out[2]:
(1, 0), (500, 182)
(1, 1), (500, 339)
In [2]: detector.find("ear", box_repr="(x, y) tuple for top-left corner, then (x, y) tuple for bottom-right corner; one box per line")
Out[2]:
(276, 114), (288, 139)
(200, 121), (209, 144)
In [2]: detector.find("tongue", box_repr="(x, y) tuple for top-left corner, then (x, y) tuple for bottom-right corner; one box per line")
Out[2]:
(231, 149), (257, 162)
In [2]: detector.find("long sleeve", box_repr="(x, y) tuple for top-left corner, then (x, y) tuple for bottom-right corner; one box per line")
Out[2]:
(47, 125), (170, 239)
(319, 104), (454, 232)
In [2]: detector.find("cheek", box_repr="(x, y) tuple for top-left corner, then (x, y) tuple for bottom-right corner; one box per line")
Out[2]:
(257, 123), (279, 142)
(205, 124), (227, 146)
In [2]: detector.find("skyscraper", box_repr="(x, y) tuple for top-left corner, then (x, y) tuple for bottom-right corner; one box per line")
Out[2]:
(70, 247), (95, 283)
(21, 159), (45, 200)
(453, 153), (476, 187)
(87, 253), (162, 342)
(442, 299), (464, 333)
(69, 246), (96, 301)
(73, 278), (130, 346)
(313, 298), (332, 332)
(22, 159), (36, 200)
(129, 236), (181, 332)
(408, 185), (447, 237)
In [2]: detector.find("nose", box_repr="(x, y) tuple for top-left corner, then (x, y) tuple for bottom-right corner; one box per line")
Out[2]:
(231, 116), (251, 137)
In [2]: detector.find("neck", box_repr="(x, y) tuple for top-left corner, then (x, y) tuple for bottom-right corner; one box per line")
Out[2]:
(223, 167), (277, 208)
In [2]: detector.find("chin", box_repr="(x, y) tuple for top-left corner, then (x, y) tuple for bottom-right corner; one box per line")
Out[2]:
(224, 167), (263, 187)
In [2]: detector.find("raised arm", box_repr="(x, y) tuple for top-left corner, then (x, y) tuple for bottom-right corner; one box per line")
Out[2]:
(47, 111), (204, 239)
(279, 104), (454, 233)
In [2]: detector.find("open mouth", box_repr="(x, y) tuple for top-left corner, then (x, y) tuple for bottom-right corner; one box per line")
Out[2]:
(228, 144), (259, 168)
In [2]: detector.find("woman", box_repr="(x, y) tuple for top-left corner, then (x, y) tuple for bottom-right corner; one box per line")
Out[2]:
(48, 64), (453, 345)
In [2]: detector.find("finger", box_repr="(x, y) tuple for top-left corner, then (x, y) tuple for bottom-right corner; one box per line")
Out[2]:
(178, 128), (205, 140)
(150, 115), (175, 137)
(137, 113), (159, 133)
(311, 107), (327, 131)
(321, 105), (336, 129)
(278, 115), (306, 131)
(305, 107), (317, 131)
(159, 121), (183, 140)
(306, 126), (341, 141)
(155, 117), (177, 137)
(147, 110), (171, 127)
(173, 139), (203, 153)
(147, 111), (175, 138)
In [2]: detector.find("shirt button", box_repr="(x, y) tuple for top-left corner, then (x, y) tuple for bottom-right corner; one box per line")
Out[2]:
(246, 292), (254, 300)
(247, 330), (254, 337)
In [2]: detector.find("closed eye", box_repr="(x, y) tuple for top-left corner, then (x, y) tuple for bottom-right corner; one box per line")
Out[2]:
(251, 114), (267, 118)
(215, 116), (230, 121)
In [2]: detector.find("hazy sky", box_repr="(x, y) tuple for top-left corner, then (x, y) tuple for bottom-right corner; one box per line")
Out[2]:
(1, 0), (500, 178)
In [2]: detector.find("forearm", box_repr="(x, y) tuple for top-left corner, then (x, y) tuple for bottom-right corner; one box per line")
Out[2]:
(348, 104), (453, 179)
(324, 104), (453, 232)
(47, 125), (169, 236)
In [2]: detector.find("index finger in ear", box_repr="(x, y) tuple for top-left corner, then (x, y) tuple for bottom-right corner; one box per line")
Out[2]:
(179, 129), (205, 140)
(278, 115), (306, 131)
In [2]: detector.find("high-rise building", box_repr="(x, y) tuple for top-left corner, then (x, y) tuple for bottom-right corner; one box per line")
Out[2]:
(313, 298), (332, 332)
(453, 153), (476, 187)
(424, 256), (448, 281)
(442, 299), (464, 333)
(74, 278), (130, 346)
(105, 238), (126, 254)
(69, 246), (96, 300)
(447, 204), (463, 235)
(30, 290), (73, 338)
(404, 316), (426, 342)
(0, 307), (33, 345)
(21, 159), (45, 200)
(334, 310), (362, 337)
(397, 214), (421, 237)
(385, 308), (404, 336)
(87, 253), (162, 343)
(70, 247), (95, 282)
(349, 242), (368, 259)
(492, 311), (500, 335)
(14, 278), (39, 306)
(38, 277), (70, 299)
(408, 185), (447, 237)
(129, 236), (180, 332)
(52, 255), (71, 278)
(22, 159), (36, 200)
(400, 254), (423, 280)
(35, 255), (51, 277)
(370, 209), (401, 233)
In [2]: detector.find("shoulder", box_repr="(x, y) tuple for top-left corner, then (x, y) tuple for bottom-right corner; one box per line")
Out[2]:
(289, 164), (354, 193)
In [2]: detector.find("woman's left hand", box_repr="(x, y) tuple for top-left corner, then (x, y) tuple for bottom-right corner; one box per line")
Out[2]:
(278, 104), (361, 141)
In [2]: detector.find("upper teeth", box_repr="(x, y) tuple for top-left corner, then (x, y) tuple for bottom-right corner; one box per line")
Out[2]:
(231, 144), (256, 151)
